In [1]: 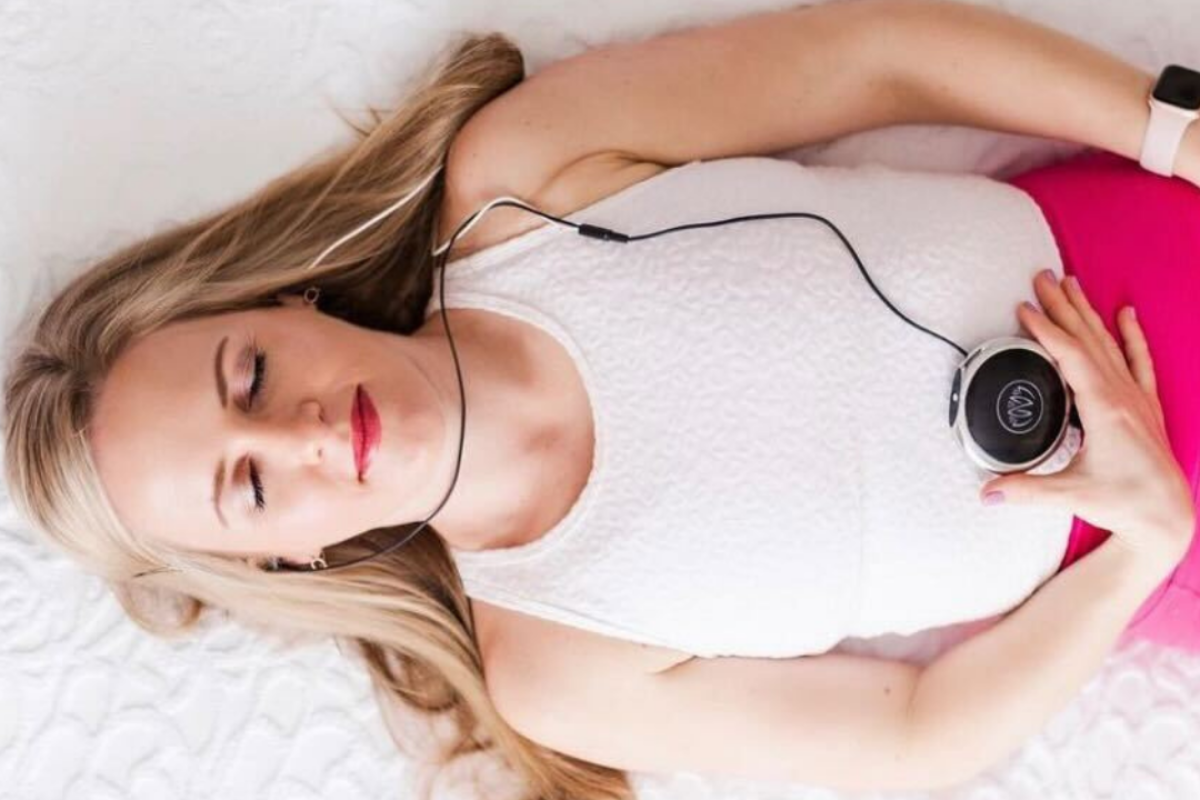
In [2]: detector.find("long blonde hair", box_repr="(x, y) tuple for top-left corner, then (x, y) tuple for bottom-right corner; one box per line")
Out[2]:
(2, 31), (633, 800)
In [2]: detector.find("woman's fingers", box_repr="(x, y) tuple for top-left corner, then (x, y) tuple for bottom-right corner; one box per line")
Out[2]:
(1035, 270), (1123, 382)
(1019, 268), (1171, 441)
(1117, 306), (1167, 434)
(1033, 271), (1093, 349)
(1060, 274), (1134, 381)
(1016, 301), (1101, 408)
(1117, 307), (1156, 393)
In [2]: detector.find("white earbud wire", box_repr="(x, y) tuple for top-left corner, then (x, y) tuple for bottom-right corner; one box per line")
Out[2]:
(304, 165), (443, 272)
(430, 195), (533, 257)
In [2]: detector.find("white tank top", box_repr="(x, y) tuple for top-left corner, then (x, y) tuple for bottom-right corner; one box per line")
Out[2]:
(426, 156), (1074, 659)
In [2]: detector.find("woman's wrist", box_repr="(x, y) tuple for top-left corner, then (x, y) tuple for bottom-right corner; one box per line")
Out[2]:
(1175, 123), (1200, 189)
(907, 532), (1168, 783)
(1109, 524), (1190, 585)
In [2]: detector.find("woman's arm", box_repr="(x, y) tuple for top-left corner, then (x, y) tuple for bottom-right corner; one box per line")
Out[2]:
(909, 263), (1196, 784)
(906, 533), (1177, 786)
(450, 0), (1198, 204)
(881, 0), (1200, 186)
(481, 529), (1178, 792)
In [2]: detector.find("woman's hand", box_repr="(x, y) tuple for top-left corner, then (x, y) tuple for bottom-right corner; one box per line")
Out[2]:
(979, 269), (1195, 566)
(1175, 132), (1200, 191)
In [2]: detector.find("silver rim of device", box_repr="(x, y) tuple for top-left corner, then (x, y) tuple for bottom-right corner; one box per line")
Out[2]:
(950, 336), (1073, 475)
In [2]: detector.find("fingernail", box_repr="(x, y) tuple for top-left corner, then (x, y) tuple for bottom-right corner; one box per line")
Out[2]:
(983, 491), (1005, 506)
(1039, 268), (1055, 281)
(1022, 301), (1038, 312)
(1127, 305), (1136, 320)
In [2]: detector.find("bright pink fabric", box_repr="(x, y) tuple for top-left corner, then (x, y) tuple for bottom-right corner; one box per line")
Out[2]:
(1007, 150), (1200, 653)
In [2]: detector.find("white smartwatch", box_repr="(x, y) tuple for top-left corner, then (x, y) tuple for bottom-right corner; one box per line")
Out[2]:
(1139, 64), (1200, 177)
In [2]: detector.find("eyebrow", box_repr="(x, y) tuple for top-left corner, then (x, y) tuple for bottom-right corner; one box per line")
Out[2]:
(213, 335), (230, 529)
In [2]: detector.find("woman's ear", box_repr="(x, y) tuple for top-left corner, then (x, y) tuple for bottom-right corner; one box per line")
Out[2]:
(275, 293), (313, 310)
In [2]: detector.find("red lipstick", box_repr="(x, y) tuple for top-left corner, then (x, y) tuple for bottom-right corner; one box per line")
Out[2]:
(352, 384), (381, 480)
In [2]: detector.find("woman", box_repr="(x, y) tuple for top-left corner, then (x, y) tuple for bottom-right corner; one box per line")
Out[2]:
(3, 0), (1197, 794)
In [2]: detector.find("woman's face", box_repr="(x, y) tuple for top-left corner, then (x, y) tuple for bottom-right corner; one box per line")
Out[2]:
(89, 297), (451, 564)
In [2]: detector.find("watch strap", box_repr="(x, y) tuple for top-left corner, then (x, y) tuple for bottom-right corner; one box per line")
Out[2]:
(1140, 96), (1198, 177)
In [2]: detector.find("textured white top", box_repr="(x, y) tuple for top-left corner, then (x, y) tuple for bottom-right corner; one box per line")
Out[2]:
(426, 156), (1074, 659)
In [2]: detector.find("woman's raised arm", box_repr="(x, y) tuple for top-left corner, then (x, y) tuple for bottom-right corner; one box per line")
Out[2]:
(448, 0), (1195, 205)
(884, 0), (1198, 186)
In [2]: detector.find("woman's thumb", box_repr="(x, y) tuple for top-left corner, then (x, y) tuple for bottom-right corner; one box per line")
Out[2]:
(979, 470), (1071, 508)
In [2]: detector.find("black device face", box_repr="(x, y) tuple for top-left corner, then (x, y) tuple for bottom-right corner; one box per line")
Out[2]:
(964, 349), (1067, 464)
(1153, 64), (1200, 111)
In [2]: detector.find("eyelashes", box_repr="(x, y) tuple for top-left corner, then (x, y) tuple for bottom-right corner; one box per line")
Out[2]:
(249, 347), (266, 405)
(249, 463), (265, 513)
(247, 339), (268, 513)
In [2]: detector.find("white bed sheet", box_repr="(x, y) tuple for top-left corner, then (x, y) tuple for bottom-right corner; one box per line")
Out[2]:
(2, 0), (1200, 798)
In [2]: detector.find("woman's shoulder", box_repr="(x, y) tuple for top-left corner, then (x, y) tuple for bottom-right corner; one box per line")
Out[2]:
(436, 144), (669, 263)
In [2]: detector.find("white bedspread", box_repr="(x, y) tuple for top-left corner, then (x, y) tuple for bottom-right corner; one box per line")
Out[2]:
(2, 1), (1199, 798)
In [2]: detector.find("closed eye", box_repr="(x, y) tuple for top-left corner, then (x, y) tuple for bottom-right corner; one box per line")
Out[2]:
(247, 340), (268, 513)
(249, 347), (266, 406)
(250, 461), (265, 512)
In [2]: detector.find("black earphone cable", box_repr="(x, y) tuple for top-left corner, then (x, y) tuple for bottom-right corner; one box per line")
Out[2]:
(594, 209), (968, 358)
(262, 204), (477, 573)
(265, 198), (968, 573)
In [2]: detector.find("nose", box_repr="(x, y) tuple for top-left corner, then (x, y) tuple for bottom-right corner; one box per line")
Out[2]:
(230, 398), (342, 471)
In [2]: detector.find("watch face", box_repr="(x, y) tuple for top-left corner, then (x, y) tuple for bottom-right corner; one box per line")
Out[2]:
(1153, 64), (1200, 110)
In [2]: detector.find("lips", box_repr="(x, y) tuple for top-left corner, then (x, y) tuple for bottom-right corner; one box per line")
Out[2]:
(352, 384), (381, 480)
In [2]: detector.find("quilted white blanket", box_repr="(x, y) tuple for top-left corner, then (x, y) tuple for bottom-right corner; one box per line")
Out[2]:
(2, 1), (1198, 798)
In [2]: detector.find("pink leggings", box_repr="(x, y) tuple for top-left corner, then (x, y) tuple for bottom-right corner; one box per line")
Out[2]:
(1007, 150), (1200, 653)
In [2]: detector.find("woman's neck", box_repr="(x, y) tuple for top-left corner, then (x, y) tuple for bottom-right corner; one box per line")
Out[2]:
(406, 308), (575, 553)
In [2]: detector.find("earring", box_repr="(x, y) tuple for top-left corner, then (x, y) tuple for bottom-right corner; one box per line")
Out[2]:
(303, 286), (320, 306)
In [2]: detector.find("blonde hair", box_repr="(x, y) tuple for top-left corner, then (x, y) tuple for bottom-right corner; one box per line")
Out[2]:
(2, 32), (633, 800)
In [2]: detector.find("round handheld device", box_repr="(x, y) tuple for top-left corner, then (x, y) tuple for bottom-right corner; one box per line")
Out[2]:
(949, 336), (1083, 475)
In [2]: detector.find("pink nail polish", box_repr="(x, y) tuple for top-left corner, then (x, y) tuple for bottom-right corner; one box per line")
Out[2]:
(983, 491), (1005, 506)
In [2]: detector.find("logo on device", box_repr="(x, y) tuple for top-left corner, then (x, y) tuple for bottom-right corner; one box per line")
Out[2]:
(996, 379), (1043, 434)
